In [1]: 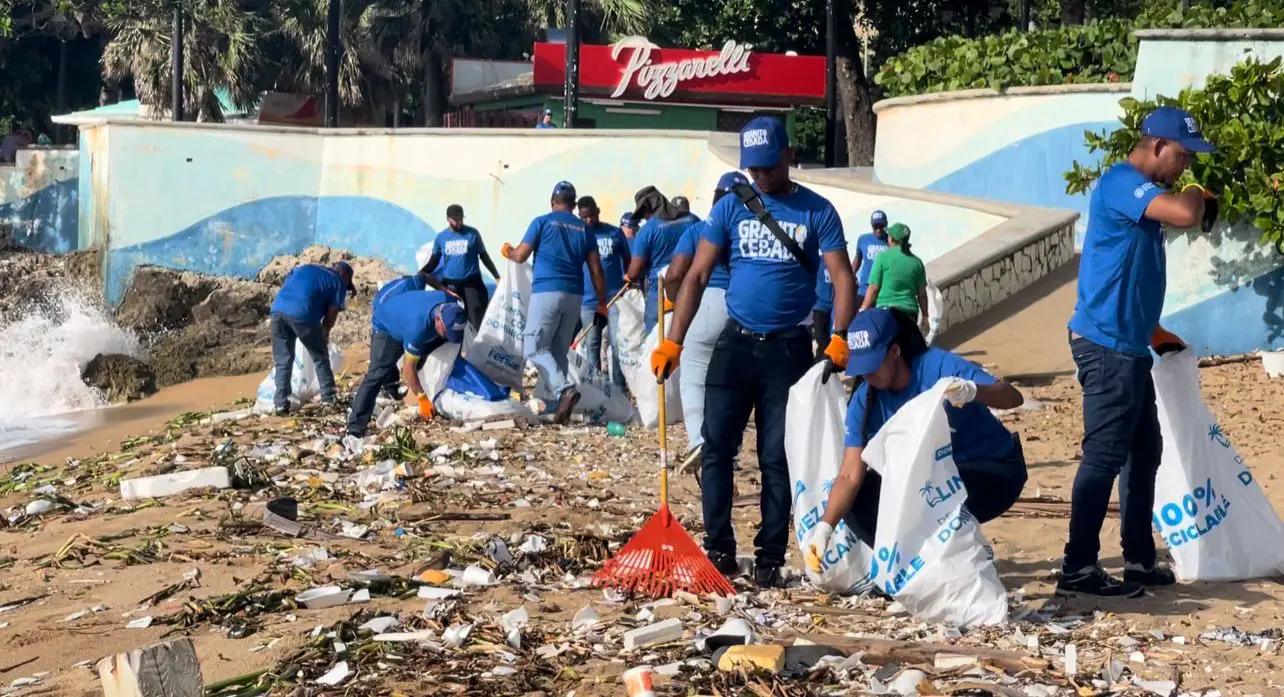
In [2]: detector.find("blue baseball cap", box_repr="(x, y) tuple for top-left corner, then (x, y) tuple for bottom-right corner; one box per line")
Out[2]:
(739, 116), (790, 169)
(552, 180), (577, 198)
(434, 301), (468, 343)
(1141, 106), (1215, 153)
(619, 212), (636, 228)
(715, 171), (750, 192)
(845, 308), (900, 377)
(870, 210), (888, 227)
(330, 260), (356, 294)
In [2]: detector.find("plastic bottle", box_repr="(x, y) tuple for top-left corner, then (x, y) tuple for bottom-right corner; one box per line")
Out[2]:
(607, 421), (626, 437)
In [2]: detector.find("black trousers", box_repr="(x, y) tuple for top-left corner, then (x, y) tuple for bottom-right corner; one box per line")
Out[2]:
(811, 309), (832, 360)
(443, 275), (489, 332)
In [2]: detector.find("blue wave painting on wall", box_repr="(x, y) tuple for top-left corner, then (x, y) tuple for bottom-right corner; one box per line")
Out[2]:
(924, 121), (1118, 225)
(106, 195), (437, 304)
(0, 179), (79, 253)
(1163, 264), (1284, 356)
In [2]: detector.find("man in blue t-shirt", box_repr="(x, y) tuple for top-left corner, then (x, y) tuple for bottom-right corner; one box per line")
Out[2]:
(502, 180), (609, 424)
(852, 210), (890, 300)
(619, 212), (638, 241)
(576, 195), (631, 389)
(346, 289), (467, 437)
(663, 171), (745, 455)
(420, 204), (500, 331)
(535, 109), (556, 129)
(649, 117), (858, 588)
(626, 194), (701, 335)
(372, 270), (450, 403)
(1059, 105), (1217, 599)
(268, 261), (355, 415)
(802, 308), (1027, 562)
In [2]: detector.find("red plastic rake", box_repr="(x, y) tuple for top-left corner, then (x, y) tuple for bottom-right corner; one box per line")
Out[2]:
(591, 279), (737, 598)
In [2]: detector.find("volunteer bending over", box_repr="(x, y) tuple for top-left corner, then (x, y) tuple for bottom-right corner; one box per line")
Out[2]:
(372, 270), (448, 403)
(806, 308), (1028, 561)
(268, 260), (355, 415)
(663, 171), (747, 454)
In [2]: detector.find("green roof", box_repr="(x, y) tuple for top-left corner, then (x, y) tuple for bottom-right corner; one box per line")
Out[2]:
(56, 88), (249, 121)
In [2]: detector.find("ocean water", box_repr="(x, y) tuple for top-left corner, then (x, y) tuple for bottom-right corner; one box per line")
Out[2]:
(0, 289), (142, 461)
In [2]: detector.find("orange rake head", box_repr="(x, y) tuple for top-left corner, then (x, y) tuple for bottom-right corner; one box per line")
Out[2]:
(591, 503), (737, 598)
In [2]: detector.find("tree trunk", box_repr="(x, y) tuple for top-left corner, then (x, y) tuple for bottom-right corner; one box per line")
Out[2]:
(835, 0), (876, 167)
(1060, 0), (1085, 25)
(422, 50), (444, 127)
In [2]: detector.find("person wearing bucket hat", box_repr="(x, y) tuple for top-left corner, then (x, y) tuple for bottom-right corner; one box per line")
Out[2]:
(503, 180), (610, 424)
(852, 210), (890, 301)
(626, 186), (701, 335)
(267, 260), (355, 415)
(650, 116), (858, 588)
(803, 308), (1027, 568)
(1059, 105), (1217, 599)
(860, 222), (928, 335)
(346, 290), (467, 437)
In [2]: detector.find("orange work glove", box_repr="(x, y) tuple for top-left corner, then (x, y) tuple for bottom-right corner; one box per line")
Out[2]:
(417, 393), (435, 420)
(500, 242), (513, 260)
(650, 339), (682, 381)
(1151, 326), (1185, 353)
(662, 294), (675, 314)
(823, 333), (849, 370)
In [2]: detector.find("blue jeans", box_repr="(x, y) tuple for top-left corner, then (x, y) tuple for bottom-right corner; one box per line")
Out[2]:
(270, 312), (336, 410)
(680, 287), (727, 450)
(346, 330), (436, 435)
(701, 321), (813, 568)
(1063, 335), (1162, 571)
(523, 291), (581, 397)
(843, 434), (1028, 547)
(578, 306), (625, 389)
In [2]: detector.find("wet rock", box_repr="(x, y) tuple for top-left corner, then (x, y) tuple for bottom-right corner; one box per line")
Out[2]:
(81, 353), (157, 403)
(115, 266), (218, 332)
(190, 282), (273, 329)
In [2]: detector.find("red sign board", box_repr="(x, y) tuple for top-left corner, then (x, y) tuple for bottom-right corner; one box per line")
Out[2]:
(533, 39), (825, 106)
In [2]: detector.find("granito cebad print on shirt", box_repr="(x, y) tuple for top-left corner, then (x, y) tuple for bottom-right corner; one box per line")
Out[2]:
(443, 239), (470, 256)
(736, 219), (808, 261)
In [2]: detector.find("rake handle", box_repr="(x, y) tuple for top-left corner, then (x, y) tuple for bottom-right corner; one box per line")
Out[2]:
(657, 278), (669, 510)
(570, 284), (631, 351)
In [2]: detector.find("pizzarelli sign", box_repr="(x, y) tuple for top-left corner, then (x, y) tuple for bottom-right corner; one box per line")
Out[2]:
(532, 38), (825, 106)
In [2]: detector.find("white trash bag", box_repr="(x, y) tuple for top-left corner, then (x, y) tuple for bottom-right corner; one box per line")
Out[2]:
(614, 287), (648, 378)
(464, 258), (531, 388)
(618, 289), (681, 427)
(1151, 349), (1284, 581)
(253, 342), (345, 413)
(534, 350), (634, 424)
(415, 241), (434, 273)
(436, 390), (534, 422)
(786, 363), (876, 595)
(862, 378), (1008, 627)
(411, 342), (463, 401)
(923, 281), (944, 345)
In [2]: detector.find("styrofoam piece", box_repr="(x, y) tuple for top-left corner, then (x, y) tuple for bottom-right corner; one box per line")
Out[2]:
(295, 585), (352, 609)
(1262, 350), (1284, 379)
(119, 467), (231, 501)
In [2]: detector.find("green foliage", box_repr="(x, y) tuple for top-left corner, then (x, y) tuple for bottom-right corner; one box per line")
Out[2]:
(1064, 57), (1284, 245)
(876, 0), (1284, 98)
(875, 19), (1135, 96)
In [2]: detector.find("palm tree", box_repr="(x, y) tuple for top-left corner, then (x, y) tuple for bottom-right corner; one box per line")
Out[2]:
(524, 0), (651, 42)
(100, 0), (263, 122)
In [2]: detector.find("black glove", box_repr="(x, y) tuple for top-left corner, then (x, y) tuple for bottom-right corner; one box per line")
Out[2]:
(593, 308), (609, 330)
(1201, 195), (1219, 233)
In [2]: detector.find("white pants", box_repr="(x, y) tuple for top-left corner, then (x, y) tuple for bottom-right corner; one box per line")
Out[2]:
(681, 286), (727, 451)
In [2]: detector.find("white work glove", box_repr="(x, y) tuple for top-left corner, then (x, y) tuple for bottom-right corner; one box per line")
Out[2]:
(943, 378), (978, 408)
(803, 521), (835, 574)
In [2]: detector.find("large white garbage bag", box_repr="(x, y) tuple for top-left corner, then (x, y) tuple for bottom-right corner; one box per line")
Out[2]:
(534, 350), (634, 424)
(415, 241), (434, 273)
(253, 342), (345, 413)
(464, 258), (531, 388)
(1151, 349), (1284, 581)
(618, 288), (681, 427)
(413, 342), (462, 401)
(862, 378), (1008, 627)
(786, 363), (877, 595)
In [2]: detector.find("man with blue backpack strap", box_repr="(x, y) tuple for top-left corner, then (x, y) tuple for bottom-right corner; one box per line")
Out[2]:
(650, 116), (857, 588)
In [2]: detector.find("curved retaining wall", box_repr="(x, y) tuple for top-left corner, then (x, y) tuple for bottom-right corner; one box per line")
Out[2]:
(78, 121), (1076, 335)
(0, 149), (80, 253)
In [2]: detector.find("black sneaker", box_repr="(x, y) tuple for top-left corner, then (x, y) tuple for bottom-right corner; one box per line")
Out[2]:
(274, 405), (290, 416)
(753, 563), (787, 589)
(1123, 562), (1176, 587)
(1055, 564), (1144, 598)
(709, 551), (740, 577)
(554, 387), (581, 425)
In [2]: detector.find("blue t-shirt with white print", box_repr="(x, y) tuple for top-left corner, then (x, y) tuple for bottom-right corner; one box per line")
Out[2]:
(582, 223), (630, 307)
(813, 267), (833, 313)
(632, 214), (699, 289)
(674, 220), (730, 291)
(701, 183), (846, 333)
(855, 232), (889, 296)
(843, 347), (1014, 463)
(521, 210), (596, 295)
(432, 226), (487, 280)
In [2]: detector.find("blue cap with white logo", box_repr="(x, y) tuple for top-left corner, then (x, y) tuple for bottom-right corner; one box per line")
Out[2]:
(552, 180), (577, 198)
(1141, 106), (1215, 153)
(870, 210), (888, 227)
(738, 116), (790, 169)
(620, 212), (636, 228)
(845, 308), (900, 377)
(435, 301), (468, 343)
(715, 171), (750, 192)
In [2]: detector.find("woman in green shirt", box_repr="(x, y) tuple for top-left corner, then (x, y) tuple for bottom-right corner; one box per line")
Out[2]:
(860, 222), (929, 335)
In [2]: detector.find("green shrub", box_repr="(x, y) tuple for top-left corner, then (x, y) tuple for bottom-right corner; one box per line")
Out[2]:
(1064, 57), (1284, 246)
(875, 0), (1284, 98)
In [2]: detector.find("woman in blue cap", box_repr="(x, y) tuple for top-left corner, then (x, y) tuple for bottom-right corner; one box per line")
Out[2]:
(802, 308), (1028, 562)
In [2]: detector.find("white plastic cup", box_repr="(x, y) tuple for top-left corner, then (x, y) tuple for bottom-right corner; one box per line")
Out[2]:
(622, 665), (656, 697)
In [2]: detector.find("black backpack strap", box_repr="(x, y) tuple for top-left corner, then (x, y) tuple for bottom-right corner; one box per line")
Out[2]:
(731, 182), (816, 274)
